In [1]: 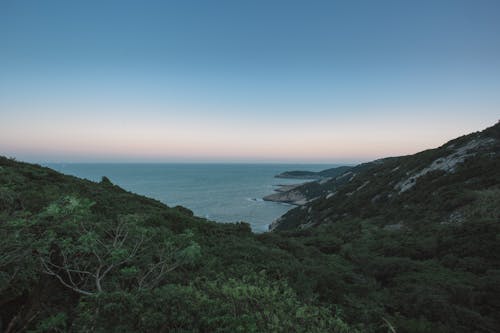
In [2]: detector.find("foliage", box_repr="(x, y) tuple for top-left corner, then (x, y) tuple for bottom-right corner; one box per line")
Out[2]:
(0, 157), (352, 332)
(73, 273), (352, 333)
(1, 123), (499, 332)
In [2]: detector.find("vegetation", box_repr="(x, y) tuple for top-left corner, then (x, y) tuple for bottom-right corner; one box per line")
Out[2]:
(1, 123), (499, 332)
(0, 157), (352, 332)
(274, 122), (500, 230)
(275, 166), (353, 179)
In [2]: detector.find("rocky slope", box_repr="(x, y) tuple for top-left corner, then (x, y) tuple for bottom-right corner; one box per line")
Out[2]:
(271, 122), (500, 231)
(263, 166), (354, 205)
(263, 183), (311, 205)
(2, 123), (499, 332)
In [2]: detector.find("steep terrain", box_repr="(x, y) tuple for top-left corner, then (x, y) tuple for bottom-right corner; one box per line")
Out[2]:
(0, 157), (352, 333)
(1, 122), (499, 332)
(264, 123), (500, 333)
(263, 166), (353, 205)
(271, 122), (500, 231)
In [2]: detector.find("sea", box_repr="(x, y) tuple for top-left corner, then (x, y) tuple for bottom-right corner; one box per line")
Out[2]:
(45, 163), (339, 232)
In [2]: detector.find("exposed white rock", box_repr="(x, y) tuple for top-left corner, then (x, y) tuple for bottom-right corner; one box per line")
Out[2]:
(391, 166), (400, 172)
(441, 211), (465, 225)
(346, 181), (370, 196)
(336, 171), (353, 180)
(319, 177), (332, 185)
(268, 217), (282, 231)
(326, 191), (336, 199)
(263, 188), (308, 205)
(298, 221), (316, 229)
(356, 180), (370, 191)
(306, 196), (320, 203)
(371, 193), (382, 203)
(395, 138), (495, 193)
(272, 183), (307, 193)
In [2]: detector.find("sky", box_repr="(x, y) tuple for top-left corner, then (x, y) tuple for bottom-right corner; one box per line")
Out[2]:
(1, 0), (499, 163)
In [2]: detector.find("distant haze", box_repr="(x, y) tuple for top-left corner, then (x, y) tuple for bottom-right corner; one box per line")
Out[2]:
(1, 1), (499, 163)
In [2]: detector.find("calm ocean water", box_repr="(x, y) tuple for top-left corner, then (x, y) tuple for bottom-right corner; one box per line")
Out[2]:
(45, 163), (337, 232)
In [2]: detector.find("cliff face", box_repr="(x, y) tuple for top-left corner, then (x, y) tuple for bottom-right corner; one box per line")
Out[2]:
(263, 166), (354, 205)
(2, 123), (500, 333)
(271, 122), (500, 231)
(263, 183), (310, 205)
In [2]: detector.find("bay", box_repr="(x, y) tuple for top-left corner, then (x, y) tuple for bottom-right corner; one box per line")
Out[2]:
(45, 163), (339, 232)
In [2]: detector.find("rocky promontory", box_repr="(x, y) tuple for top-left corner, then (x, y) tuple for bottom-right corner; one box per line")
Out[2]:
(275, 166), (352, 179)
(263, 183), (310, 205)
(263, 166), (353, 205)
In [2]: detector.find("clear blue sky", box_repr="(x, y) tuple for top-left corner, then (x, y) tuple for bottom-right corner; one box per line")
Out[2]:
(1, 0), (499, 162)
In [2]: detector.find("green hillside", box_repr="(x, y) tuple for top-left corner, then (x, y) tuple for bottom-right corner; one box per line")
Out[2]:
(272, 122), (500, 231)
(275, 166), (353, 180)
(0, 157), (352, 333)
(1, 122), (499, 332)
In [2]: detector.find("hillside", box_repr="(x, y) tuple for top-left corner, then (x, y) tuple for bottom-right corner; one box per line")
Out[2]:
(0, 157), (352, 333)
(271, 122), (500, 231)
(1, 122), (499, 332)
(266, 122), (500, 332)
(275, 166), (353, 180)
(264, 166), (353, 205)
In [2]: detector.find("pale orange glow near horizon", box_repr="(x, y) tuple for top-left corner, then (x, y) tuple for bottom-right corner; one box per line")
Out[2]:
(1, 80), (499, 164)
(2, 0), (500, 164)
(1, 104), (496, 163)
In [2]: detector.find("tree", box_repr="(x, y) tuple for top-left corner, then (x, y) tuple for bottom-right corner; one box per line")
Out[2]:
(35, 196), (200, 295)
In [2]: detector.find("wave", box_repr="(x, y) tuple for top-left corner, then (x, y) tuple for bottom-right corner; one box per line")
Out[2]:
(246, 197), (264, 202)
